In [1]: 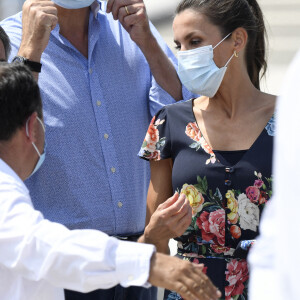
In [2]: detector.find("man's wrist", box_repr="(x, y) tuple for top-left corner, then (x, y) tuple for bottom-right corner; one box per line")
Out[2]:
(17, 43), (43, 64)
(12, 55), (42, 73)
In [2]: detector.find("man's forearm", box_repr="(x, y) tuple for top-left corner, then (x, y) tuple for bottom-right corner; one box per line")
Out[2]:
(16, 0), (58, 81)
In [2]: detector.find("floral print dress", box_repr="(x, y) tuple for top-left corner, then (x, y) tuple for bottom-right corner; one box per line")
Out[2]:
(139, 99), (275, 300)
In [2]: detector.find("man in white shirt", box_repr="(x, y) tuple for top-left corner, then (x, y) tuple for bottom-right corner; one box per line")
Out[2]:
(0, 62), (221, 300)
(249, 50), (300, 299)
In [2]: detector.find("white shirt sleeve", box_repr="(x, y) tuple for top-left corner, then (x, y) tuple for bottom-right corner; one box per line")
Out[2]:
(249, 50), (300, 300)
(248, 199), (278, 299)
(0, 179), (155, 293)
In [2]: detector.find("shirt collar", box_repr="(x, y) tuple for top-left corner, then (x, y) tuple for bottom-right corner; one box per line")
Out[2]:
(0, 158), (29, 194)
(52, 1), (100, 37)
(91, 0), (100, 18)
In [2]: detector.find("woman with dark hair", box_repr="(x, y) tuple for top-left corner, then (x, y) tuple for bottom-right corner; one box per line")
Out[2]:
(139, 0), (276, 299)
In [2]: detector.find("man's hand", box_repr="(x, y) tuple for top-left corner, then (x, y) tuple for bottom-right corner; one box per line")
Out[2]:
(18, 0), (58, 62)
(142, 193), (192, 252)
(106, 0), (183, 100)
(106, 0), (152, 47)
(149, 252), (222, 300)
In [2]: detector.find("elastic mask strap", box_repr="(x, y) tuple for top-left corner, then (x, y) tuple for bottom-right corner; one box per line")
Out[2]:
(25, 118), (30, 137)
(32, 141), (42, 157)
(25, 116), (45, 135)
(213, 32), (232, 50)
(25, 116), (44, 157)
(224, 52), (235, 67)
(37, 116), (45, 132)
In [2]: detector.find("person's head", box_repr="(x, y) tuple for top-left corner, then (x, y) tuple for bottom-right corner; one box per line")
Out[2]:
(0, 26), (11, 62)
(173, 0), (267, 90)
(0, 63), (44, 179)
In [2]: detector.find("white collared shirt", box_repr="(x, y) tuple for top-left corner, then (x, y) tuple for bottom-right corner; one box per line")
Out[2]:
(249, 50), (300, 299)
(0, 159), (155, 300)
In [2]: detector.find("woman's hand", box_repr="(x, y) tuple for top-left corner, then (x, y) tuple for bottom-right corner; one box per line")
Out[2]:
(142, 192), (192, 252)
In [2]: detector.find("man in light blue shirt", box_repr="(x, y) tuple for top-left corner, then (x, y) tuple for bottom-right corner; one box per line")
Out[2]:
(1, 0), (192, 299)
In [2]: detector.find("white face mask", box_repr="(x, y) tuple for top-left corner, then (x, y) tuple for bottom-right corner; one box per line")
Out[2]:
(177, 33), (235, 98)
(52, 0), (95, 9)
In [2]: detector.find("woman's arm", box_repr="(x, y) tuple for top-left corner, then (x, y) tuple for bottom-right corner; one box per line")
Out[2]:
(139, 159), (192, 254)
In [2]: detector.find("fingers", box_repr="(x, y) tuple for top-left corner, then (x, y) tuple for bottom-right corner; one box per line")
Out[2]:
(157, 195), (191, 238)
(146, 194), (191, 243)
(19, 0), (58, 61)
(106, 0), (115, 14)
(118, 3), (146, 25)
(173, 205), (192, 236)
(107, 0), (140, 17)
(158, 192), (179, 210)
(190, 264), (222, 299)
(175, 283), (199, 300)
(163, 193), (188, 216)
(23, 0), (58, 30)
(38, 8), (58, 27)
(172, 262), (221, 300)
(149, 254), (221, 300)
(24, 0), (56, 8)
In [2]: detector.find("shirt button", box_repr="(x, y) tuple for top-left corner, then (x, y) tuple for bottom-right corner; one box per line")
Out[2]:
(111, 167), (116, 173)
(225, 208), (231, 214)
(89, 68), (93, 74)
(128, 275), (134, 281)
(96, 100), (101, 106)
(104, 133), (109, 140)
(225, 180), (232, 186)
(118, 201), (123, 208)
(225, 167), (234, 173)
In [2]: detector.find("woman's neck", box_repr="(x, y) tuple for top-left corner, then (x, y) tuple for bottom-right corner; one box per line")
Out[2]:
(209, 65), (261, 119)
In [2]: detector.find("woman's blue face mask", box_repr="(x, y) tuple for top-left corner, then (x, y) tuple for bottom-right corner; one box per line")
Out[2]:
(177, 33), (235, 98)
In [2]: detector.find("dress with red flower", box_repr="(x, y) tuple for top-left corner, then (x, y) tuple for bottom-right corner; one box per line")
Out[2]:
(139, 99), (274, 300)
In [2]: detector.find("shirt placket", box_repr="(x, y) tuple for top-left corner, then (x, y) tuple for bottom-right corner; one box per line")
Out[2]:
(88, 17), (125, 235)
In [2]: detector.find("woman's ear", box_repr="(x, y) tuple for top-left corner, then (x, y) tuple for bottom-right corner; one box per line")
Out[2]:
(24, 112), (38, 143)
(231, 27), (248, 55)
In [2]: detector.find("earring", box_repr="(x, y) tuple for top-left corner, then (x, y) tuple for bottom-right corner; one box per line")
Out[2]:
(234, 50), (239, 58)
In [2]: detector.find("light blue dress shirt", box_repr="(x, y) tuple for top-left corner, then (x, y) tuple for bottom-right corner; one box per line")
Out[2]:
(1, 2), (191, 235)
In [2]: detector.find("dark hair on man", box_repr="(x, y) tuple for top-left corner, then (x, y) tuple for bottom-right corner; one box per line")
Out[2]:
(176, 0), (267, 90)
(0, 26), (11, 61)
(0, 63), (42, 141)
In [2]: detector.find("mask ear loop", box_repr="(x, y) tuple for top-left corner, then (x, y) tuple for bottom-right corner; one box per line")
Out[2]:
(224, 52), (236, 67)
(36, 116), (46, 132)
(25, 116), (42, 157)
(25, 117), (30, 137)
(213, 32), (232, 50)
(213, 32), (235, 67)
